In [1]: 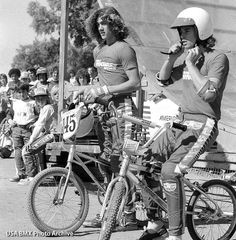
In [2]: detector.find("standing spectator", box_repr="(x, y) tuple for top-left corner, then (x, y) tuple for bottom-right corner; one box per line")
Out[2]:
(6, 68), (22, 99)
(0, 73), (9, 122)
(72, 68), (90, 104)
(87, 66), (99, 85)
(48, 66), (59, 92)
(0, 73), (8, 93)
(20, 71), (31, 84)
(142, 7), (230, 240)
(8, 83), (38, 183)
(27, 67), (38, 86)
(79, 6), (141, 230)
(76, 68), (90, 86)
(31, 67), (49, 91)
(68, 68), (78, 86)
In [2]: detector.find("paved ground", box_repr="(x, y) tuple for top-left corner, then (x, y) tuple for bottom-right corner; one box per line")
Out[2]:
(1, 157), (236, 240)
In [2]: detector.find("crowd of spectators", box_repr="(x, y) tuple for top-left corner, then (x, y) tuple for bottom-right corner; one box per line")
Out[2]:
(0, 65), (98, 185)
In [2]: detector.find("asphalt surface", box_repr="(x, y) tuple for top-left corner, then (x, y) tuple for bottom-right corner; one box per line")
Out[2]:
(1, 157), (236, 240)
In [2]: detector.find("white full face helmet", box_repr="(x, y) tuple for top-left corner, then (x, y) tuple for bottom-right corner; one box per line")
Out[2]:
(171, 7), (213, 40)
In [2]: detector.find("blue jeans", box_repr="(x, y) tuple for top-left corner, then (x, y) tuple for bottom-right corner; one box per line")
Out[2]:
(12, 126), (38, 177)
(150, 114), (218, 236)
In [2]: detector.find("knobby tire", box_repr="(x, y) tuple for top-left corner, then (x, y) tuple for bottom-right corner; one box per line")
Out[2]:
(98, 181), (126, 240)
(186, 179), (236, 240)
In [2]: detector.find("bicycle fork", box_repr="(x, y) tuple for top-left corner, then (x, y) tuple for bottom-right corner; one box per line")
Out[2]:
(100, 154), (131, 220)
(53, 144), (75, 204)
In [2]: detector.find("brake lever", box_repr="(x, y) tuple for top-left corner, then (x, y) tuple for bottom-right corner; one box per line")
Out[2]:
(160, 51), (173, 55)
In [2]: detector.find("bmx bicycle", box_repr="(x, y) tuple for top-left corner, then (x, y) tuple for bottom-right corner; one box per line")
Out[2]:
(27, 102), (112, 233)
(98, 102), (236, 240)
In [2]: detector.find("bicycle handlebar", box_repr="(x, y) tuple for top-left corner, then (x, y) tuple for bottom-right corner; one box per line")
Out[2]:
(94, 97), (109, 108)
(87, 97), (187, 131)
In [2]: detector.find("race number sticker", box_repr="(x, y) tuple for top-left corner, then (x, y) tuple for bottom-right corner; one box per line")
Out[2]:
(61, 108), (82, 140)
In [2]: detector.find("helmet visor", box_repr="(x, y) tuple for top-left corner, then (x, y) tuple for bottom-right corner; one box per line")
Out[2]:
(171, 17), (195, 29)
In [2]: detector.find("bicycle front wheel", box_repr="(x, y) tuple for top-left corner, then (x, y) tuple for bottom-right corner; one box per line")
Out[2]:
(186, 179), (236, 240)
(27, 167), (89, 233)
(98, 181), (126, 240)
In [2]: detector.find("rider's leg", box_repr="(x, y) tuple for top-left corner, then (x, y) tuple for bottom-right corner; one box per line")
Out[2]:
(159, 117), (218, 237)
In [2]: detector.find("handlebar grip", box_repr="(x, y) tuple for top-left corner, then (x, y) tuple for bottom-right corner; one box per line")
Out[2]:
(94, 97), (109, 107)
(172, 122), (187, 131)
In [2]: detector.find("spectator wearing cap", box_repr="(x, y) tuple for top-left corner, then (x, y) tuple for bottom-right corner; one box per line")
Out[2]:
(32, 67), (49, 91)
(22, 87), (58, 182)
(7, 83), (38, 183)
(30, 67), (49, 95)
(20, 71), (31, 84)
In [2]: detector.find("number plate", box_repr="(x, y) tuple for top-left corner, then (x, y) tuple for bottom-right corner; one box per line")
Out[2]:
(61, 107), (82, 140)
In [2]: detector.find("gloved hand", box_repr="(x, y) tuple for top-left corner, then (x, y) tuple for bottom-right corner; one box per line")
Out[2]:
(24, 142), (32, 153)
(84, 86), (109, 101)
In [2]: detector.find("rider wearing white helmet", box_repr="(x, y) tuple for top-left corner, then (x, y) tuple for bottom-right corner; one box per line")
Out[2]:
(140, 7), (229, 240)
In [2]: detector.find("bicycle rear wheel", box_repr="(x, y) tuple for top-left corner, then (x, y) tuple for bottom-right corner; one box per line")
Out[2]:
(186, 179), (236, 240)
(27, 167), (89, 233)
(98, 181), (126, 240)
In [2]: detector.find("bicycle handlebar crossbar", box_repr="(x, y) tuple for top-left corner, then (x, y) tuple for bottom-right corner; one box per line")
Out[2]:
(93, 97), (187, 131)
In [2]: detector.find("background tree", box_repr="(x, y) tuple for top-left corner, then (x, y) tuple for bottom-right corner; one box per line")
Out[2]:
(12, 0), (98, 74)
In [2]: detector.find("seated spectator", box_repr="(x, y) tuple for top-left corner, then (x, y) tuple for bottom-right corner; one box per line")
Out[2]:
(21, 87), (59, 184)
(8, 83), (38, 183)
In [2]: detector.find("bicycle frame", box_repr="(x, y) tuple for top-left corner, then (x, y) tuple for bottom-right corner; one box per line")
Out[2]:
(55, 104), (112, 202)
(100, 112), (223, 221)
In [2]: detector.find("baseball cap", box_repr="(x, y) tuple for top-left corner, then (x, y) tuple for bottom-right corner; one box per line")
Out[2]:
(34, 87), (48, 97)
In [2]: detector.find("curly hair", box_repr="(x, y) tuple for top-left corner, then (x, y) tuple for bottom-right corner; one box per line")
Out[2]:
(8, 68), (21, 78)
(197, 36), (216, 50)
(86, 7), (129, 44)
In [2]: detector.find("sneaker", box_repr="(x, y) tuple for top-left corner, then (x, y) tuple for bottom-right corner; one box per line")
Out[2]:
(138, 225), (168, 240)
(9, 175), (26, 182)
(114, 211), (141, 232)
(83, 214), (102, 228)
(18, 177), (34, 185)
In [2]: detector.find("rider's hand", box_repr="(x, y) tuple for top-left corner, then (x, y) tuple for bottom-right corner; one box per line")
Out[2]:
(84, 86), (109, 102)
(24, 142), (32, 152)
(168, 41), (184, 59)
(185, 46), (201, 65)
